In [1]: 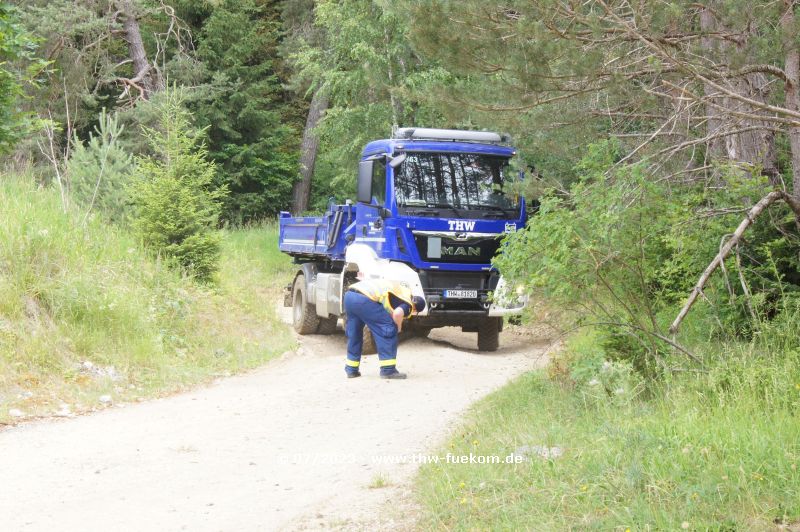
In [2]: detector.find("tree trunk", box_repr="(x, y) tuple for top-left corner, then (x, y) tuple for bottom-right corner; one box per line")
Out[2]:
(782, 0), (800, 200)
(384, 27), (404, 129)
(700, 4), (726, 160)
(725, 72), (778, 177)
(117, 0), (160, 99)
(701, 7), (777, 176)
(292, 89), (329, 214)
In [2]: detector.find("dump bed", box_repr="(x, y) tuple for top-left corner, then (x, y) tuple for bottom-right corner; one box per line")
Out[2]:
(278, 203), (354, 261)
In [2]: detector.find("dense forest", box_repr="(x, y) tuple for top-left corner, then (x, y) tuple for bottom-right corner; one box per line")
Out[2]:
(5, 0), (800, 349)
(2, 1), (800, 527)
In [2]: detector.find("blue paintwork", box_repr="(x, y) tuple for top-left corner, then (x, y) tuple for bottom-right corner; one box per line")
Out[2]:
(278, 204), (355, 258)
(279, 138), (525, 272)
(362, 139), (516, 158)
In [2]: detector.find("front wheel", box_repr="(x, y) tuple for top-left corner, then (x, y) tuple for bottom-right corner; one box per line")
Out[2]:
(477, 318), (501, 352)
(342, 312), (377, 354)
(407, 325), (432, 338)
(293, 274), (320, 334)
(362, 328), (377, 355)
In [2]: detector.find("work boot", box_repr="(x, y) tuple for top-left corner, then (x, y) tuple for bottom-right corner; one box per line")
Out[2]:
(380, 371), (407, 380)
(347, 371), (361, 379)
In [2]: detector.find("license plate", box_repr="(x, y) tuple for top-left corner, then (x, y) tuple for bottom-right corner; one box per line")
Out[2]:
(444, 290), (478, 299)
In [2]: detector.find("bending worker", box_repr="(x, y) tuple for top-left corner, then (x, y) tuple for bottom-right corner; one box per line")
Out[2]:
(344, 279), (426, 379)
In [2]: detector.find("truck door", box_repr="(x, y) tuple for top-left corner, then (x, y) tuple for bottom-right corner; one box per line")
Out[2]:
(355, 157), (387, 254)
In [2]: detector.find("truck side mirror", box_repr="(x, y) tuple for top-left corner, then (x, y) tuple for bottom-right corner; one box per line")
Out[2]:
(357, 160), (374, 203)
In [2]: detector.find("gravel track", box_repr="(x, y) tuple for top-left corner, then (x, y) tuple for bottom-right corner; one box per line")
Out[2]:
(0, 312), (547, 531)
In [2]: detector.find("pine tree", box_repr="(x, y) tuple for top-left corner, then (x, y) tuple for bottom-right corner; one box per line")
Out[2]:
(174, 0), (300, 223)
(129, 90), (226, 282)
(67, 109), (133, 223)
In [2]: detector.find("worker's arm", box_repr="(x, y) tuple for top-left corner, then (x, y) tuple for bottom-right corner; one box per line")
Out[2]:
(392, 307), (405, 333)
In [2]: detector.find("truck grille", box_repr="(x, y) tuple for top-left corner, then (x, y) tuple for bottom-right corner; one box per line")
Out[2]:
(413, 233), (502, 264)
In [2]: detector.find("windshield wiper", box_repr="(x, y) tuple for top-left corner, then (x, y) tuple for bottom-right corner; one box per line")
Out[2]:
(476, 204), (508, 212)
(475, 204), (515, 217)
(404, 208), (438, 217)
(427, 202), (469, 218)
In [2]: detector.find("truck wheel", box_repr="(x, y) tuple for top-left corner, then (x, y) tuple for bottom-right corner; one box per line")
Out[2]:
(362, 328), (377, 355)
(293, 274), (320, 334)
(409, 326), (432, 338)
(477, 318), (501, 352)
(342, 313), (378, 354)
(317, 316), (338, 335)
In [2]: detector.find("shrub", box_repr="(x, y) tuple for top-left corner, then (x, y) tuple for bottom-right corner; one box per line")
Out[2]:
(129, 91), (227, 283)
(496, 140), (682, 376)
(497, 139), (799, 377)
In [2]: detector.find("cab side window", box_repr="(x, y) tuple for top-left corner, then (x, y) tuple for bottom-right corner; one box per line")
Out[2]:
(371, 160), (386, 204)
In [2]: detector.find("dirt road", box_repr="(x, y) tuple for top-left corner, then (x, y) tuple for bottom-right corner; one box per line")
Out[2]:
(0, 315), (548, 531)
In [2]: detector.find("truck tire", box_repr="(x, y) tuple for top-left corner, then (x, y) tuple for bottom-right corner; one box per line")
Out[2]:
(342, 313), (377, 355)
(362, 328), (377, 355)
(317, 316), (338, 335)
(293, 274), (320, 334)
(477, 318), (501, 352)
(408, 325), (432, 338)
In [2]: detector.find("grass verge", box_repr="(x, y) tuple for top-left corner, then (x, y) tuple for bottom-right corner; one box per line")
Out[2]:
(0, 176), (294, 424)
(416, 337), (800, 530)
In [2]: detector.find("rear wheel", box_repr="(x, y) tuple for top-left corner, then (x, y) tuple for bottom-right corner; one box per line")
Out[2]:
(293, 274), (320, 334)
(477, 318), (501, 352)
(317, 316), (338, 334)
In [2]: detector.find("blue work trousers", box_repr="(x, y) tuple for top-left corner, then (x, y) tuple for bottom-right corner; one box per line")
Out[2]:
(344, 290), (399, 376)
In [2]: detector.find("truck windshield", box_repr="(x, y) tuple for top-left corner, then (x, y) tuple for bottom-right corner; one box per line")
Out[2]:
(394, 152), (518, 214)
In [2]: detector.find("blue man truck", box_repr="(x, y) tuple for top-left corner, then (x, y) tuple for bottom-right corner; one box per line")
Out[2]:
(278, 127), (527, 351)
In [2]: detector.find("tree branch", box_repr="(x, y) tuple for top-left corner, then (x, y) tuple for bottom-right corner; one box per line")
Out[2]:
(596, 0), (800, 121)
(670, 190), (800, 333)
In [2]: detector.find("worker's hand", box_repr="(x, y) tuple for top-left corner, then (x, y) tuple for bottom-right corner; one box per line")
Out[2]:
(392, 307), (405, 333)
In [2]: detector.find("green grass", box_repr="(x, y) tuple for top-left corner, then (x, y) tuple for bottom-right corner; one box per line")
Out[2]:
(416, 339), (800, 530)
(218, 223), (296, 316)
(0, 176), (294, 423)
(368, 473), (391, 489)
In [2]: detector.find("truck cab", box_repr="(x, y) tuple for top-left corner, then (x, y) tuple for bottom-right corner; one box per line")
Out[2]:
(279, 128), (528, 351)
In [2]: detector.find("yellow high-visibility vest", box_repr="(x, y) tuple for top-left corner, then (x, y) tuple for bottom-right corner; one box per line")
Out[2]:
(350, 279), (414, 316)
